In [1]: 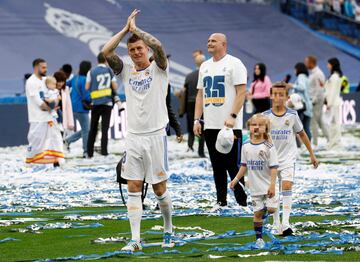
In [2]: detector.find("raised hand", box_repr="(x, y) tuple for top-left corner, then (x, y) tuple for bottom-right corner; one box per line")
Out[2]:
(128, 9), (140, 33)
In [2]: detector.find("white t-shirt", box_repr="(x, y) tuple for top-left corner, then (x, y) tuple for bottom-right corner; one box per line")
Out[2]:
(263, 108), (303, 170)
(44, 88), (59, 100)
(25, 74), (52, 123)
(118, 61), (169, 134)
(197, 54), (247, 130)
(241, 140), (278, 196)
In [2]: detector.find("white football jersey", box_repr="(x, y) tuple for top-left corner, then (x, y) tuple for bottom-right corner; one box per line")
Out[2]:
(241, 140), (279, 196)
(118, 61), (169, 134)
(197, 54), (247, 130)
(263, 108), (303, 170)
(25, 74), (52, 123)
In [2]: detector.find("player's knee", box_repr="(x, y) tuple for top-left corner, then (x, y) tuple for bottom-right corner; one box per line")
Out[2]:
(267, 207), (276, 214)
(254, 210), (263, 219)
(127, 180), (143, 193)
(152, 180), (167, 196)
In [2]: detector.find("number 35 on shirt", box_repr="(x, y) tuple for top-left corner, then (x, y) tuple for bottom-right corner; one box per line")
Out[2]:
(203, 75), (225, 107)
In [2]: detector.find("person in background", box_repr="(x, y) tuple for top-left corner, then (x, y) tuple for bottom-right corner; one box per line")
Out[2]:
(324, 57), (343, 150)
(289, 62), (313, 141)
(181, 53), (206, 157)
(54, 71), (74, 136)
(86, 52), (119, 158)
(305, 55), (329, 147)
(194, 33), (248, 211)
(247, 63), (272, 114)
(61, 64), (73, 82)
(64, 61), (92, 158)
(25, 58), (64, 166)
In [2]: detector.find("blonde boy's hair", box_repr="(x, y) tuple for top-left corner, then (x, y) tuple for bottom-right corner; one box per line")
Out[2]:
(45, 76), (57, 87)
(270, 81), (290, 95)
(246, 114), (271, 142)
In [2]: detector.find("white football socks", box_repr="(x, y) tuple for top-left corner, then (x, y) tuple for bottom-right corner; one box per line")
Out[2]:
(127, 192), (143, 242)
(156, 190), (173, 233)
(282, 190), (292, 230)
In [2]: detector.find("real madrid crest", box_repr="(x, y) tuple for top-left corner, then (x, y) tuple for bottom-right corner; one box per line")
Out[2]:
(259, 150), (265, 157)
(145, 70), (150, 76)
(285, 120), (290, 126)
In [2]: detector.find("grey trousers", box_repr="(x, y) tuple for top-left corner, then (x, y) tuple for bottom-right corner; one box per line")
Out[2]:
(310, 101), (329, 145)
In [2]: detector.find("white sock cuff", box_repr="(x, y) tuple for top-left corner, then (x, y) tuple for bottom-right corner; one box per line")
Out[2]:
(282, 190), (292, 197)
(155, 190), (170, 201)
(128, 192), (142, 198)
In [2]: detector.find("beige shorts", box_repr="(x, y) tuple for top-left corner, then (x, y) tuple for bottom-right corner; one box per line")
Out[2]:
(122, 133), (169, 185)
(252, 194), (279, 213)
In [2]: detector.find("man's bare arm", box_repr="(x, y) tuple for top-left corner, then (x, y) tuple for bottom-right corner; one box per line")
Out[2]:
(101, 27), (128, 75)
(224, 84), (246, 128)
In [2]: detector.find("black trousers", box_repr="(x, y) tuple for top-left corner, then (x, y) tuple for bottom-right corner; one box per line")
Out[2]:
(87, 105), (112, 157)
(252, 98), (271, 114)
(186, 101), (205, 155)
(204, 129), (247, 206)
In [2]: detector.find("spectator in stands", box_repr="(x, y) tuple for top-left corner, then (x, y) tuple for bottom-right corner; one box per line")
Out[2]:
(86, 52), (118, 158)
(182, 52), (206, 157)
(305, 55), (329, 146)
(64, 61), (92, 158)
(289, 63), (313, 141)
(247, 63), (272, 114)
(312, 0), (325, 28)
(25, 58), (64, 166)
(353, 0), (360, 21)
(61, 64), (73, 82)
(324, 57), (343, 150)
(331, 0), (343, 14)
(54, 71), (74, 136)
(344, 0), (355, 17)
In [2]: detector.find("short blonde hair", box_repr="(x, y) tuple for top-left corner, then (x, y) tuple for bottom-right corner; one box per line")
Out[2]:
(45, 76), (56, 86)
(247, 114), (271, 141)
(270, 81), (290, 95)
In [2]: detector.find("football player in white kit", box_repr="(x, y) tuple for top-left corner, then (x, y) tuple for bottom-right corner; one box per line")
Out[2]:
(230, 114), (278, 249)
(102, 10), (173, 251)
(263, 82), (319, 236)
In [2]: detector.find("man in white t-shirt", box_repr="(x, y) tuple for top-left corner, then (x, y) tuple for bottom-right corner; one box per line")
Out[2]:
(102, 10), (173, 252)
(25, 58), (64, 165)
(194, 33), (248, 211)
(304, 55), (328, 146)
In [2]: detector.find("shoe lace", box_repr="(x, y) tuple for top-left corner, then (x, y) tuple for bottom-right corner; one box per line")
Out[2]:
(163, 233), (172, 243)
(127, 240), (139, 249)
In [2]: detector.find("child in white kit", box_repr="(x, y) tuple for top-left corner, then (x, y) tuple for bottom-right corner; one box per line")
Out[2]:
(230, 114), (279, 249)
(263, 81), (319, 236)
(44, 76), (60, 119)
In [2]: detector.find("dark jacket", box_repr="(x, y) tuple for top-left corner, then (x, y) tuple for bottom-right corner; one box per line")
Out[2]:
(166, 84), (182, 137)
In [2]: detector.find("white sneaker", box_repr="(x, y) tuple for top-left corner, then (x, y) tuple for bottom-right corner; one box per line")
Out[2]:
(210, 202), (226, 213)
(271, 224), (282, 236)
(255, 238), (265, 249)
(121, 240), (142, 252)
